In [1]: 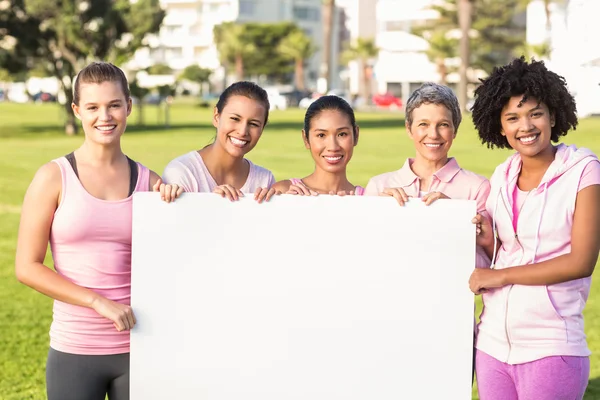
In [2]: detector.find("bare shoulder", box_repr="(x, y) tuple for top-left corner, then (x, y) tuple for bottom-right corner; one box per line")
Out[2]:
(22, 161), (62, 212)
(31, 162), (62, 192)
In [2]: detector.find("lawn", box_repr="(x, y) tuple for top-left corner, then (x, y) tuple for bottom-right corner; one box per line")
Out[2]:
(1, 101), (600, 399)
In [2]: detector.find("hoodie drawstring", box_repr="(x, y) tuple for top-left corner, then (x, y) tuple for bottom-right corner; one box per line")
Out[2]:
(490, 190), (501, 269)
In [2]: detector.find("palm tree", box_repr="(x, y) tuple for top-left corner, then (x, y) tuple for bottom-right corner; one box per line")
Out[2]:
(278, 30), (317, 91)
(321, 0), (335, 92)
(457, 0), (473, 112)
(215, 23), (256, 81)
(343, 38), (379, 105)
(424, 31), (456, 85)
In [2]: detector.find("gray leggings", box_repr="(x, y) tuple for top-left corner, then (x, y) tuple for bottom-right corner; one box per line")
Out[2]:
(46, 348), (130, 400)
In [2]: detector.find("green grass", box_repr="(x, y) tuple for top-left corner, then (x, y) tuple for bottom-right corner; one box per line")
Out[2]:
(1, 102), (600, 399)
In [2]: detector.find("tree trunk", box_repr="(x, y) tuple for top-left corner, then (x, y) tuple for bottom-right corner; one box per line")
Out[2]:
(437, 58), (448, 85)
(61, 80), (78, 135)
(295, 59), (305, 91)
(457, 0), (473, 113)
(137, 101), (144, 126)
(235, 54), (244, 81)
(321, 0), (335, 92)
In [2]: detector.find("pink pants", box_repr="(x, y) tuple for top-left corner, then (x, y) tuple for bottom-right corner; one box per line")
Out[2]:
(475, 350), (589, 400)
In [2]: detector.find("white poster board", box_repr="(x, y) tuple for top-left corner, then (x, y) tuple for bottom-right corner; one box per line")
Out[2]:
(131, 193), (476, 400)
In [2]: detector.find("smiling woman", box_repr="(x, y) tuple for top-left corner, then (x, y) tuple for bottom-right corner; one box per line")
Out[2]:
(470, 57), (600, 400)
(14, 61), (180, 400)
(162, 81), (277, 203)
(271, 95), (363, 196)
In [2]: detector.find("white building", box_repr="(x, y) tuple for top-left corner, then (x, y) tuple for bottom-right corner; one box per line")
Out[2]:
(527, 0), (600, 117)
(335, 0), (440, 101)
(129, 0), (323, 90)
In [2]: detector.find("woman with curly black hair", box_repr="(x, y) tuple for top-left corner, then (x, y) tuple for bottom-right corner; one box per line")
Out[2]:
(469, 57), (600, 399)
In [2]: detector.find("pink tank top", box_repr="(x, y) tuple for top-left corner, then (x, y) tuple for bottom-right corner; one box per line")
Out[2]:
(289, 178), (365, 195)
(49, 156), (150, 355)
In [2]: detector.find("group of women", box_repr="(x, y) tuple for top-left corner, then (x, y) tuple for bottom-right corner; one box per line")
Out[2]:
(15, 57), (600, 399)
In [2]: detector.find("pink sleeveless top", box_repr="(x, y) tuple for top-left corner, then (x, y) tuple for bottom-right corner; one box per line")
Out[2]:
(289, 178), (365, 196)
(48, 156), (150, 355)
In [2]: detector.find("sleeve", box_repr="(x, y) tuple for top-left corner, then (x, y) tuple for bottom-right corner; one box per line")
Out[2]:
(363, 178), (380, 196)
(474, 179), (491, 215)
(162, 161), (197, 193)
(266, 172), (276, 189)
(577, 160), (600, 192)
(474, 179), (492, 268)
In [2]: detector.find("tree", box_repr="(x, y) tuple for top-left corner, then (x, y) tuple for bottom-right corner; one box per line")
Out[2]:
(157, 84), (176, 128)
(414, 0), (525, 110)
(414, 30), (457, 85)
(147, 63), (172, 75)
(213, 23), (256, 81)
(343, 38), (378, 104)
(214, 22), (301, 82)
(278, 29), (317, 91)
(0, 0), (164, 134)
(129, 78), (150, 126)
(321, 0), (335, 92)
(180, 65), (212, 95)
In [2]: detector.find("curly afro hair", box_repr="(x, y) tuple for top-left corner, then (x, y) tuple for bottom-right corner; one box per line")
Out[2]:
(471, 56), (578, 149)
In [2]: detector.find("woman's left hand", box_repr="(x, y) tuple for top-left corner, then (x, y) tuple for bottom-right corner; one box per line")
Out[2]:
(469, 268), (507, 295)
(254, 187), (281, 203)
(421, 191), (449, 206)
(153, 179), (183, 203)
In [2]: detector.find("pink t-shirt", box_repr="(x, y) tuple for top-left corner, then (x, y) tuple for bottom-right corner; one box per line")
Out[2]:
(289, 178), (365, 195)
(49, 157), (150, 355)
(511, 160), (600, 232)
(162, 151), (275, 193)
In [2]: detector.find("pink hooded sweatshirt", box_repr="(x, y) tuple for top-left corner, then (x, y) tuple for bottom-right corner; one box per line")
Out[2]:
(476, 143), (599, 365)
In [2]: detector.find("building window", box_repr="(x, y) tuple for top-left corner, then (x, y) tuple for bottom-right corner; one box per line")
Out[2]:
(293, 6), (319, 21)
(239, 0), (254, 15)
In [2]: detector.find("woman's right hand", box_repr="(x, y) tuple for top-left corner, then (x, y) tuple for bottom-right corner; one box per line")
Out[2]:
(379, 187), (410, 206)
(91, 296), (136, 332)
(472, 213), (494, 248)
(287, 184), (318, 196)
(213, 184), (244, 201)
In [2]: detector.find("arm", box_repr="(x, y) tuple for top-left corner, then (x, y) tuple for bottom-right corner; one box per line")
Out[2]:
(15, 163), (98, 307)
(470, 185), (600, 292)
(15, 163), (135, 331)
(271, 180), (292, 194)
(500, 184), (600, 285)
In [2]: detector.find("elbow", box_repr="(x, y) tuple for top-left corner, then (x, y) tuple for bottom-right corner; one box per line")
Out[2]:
(15, 262), (33, 286)
(581, 263), (595, 279)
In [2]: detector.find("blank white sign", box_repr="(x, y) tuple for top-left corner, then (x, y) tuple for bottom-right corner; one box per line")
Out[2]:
(131, 193), (476, 400)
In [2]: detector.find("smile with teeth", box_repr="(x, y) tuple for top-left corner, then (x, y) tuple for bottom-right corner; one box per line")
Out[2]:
(229, 137), (249, 147)
(518, 134), (539, 144)
(324, 156), (342, 161)
(96, 125), (116, 131)
(424, 143), (443, 148)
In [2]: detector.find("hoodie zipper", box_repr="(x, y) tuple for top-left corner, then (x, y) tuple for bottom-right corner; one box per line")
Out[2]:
(498, 189), (533, 363)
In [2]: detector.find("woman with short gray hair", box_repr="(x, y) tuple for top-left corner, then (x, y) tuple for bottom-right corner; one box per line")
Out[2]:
(365, 81), (491, 383)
